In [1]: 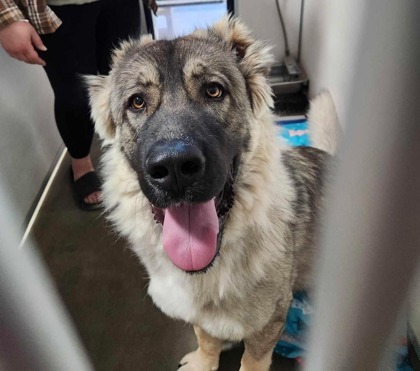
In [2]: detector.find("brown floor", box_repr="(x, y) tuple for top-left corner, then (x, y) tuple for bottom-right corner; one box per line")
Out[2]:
(26, 144), (296, 371)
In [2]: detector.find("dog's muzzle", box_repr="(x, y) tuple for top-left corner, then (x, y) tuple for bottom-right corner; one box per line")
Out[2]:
(145, 140), (205, 196)
(142, 139), (237, 273)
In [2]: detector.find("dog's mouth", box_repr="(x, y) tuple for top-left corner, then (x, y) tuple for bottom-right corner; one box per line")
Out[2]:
(150, 169), (235, 274)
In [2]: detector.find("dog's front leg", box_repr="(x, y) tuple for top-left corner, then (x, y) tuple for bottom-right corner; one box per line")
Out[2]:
(239, 296), (291, 371)
(178, 326), (222, 371)
(240, 319), (283, 371)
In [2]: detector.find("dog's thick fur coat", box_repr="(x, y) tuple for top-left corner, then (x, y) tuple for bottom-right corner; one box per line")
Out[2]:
(86, 16), (335, 371)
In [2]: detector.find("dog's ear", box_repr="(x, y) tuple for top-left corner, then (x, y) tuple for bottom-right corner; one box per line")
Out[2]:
(84, 75), (115, 143)
(193, 16), (274, 115)
(109, 35), (154, 68)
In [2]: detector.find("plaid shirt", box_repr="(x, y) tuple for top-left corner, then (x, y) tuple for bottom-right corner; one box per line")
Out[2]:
(0, 0), (62, 34)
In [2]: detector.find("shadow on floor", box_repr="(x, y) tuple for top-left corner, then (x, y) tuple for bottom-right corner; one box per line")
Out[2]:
(27, 144), (296, 371)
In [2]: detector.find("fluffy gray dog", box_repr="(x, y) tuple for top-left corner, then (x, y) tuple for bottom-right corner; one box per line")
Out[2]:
(86, 16), (334, 371)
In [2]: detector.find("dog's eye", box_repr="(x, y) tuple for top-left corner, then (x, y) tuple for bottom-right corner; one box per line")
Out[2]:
(205, 84), (223, 99)
(129, 95), (146, 111)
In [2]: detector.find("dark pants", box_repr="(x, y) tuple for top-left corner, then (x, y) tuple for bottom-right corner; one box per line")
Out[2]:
(40, 0), (140, 159)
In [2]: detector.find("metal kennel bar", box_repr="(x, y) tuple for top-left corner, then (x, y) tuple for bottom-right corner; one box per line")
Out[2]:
(0, 184), (93, 371)
(304, 0), (420, 369)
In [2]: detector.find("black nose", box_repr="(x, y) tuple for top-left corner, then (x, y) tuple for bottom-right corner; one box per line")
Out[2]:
(145, 141), (205, 193)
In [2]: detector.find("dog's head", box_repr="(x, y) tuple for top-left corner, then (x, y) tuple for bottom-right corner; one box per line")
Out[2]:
(86, 16), (273, 272)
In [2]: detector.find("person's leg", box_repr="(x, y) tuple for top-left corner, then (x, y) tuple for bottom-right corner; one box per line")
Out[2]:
(96, 0), (141, 75)
(40, 3), (102, 205)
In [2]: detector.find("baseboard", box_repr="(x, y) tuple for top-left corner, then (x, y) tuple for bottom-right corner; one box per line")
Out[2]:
(20, 146), (67, 248)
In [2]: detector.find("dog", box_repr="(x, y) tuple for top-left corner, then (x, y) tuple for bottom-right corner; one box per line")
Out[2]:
(86, 16), (334, 371)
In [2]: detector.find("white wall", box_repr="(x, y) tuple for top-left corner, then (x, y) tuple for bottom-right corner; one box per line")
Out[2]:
(0, 48), (62, 229)
(235, 0), (301, 62)
(301, 0), (369, 125)
(301, 0), (420, 127)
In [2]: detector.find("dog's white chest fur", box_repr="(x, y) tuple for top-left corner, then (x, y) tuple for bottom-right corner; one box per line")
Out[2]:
(148, 269), (197, 321)
(147, 268), (248, 340)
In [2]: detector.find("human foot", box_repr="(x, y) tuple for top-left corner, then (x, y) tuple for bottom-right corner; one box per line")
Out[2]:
(71, 156), (102, 206)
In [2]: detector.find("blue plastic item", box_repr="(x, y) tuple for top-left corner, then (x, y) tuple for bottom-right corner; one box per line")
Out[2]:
(274, 293), (412, 370)
(276, 119), (311, 147)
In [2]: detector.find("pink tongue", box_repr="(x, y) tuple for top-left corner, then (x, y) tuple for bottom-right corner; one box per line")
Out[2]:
(162, 200), (219, 272)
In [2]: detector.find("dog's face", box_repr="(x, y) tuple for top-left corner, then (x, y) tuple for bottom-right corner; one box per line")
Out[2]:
(87, 17), (273, 272)
(115, 37), (249, 208)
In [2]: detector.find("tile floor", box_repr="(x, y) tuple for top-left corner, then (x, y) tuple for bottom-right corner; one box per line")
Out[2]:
(26, 142), (296, 371)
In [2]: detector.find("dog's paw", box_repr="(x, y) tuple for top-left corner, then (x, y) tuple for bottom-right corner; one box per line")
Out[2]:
(178, 349), (219, 371)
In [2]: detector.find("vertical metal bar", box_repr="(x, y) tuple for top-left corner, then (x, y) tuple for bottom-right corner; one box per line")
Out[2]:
(227, 0), (234, 14)
(304, 1), (420, 370)
(297, 0), (304, 63)
(0, 185), (93, 371)
(142, 1), (156, 37)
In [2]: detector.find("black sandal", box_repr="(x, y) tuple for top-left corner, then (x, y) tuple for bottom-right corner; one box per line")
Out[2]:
(70, 168), (103, 211)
